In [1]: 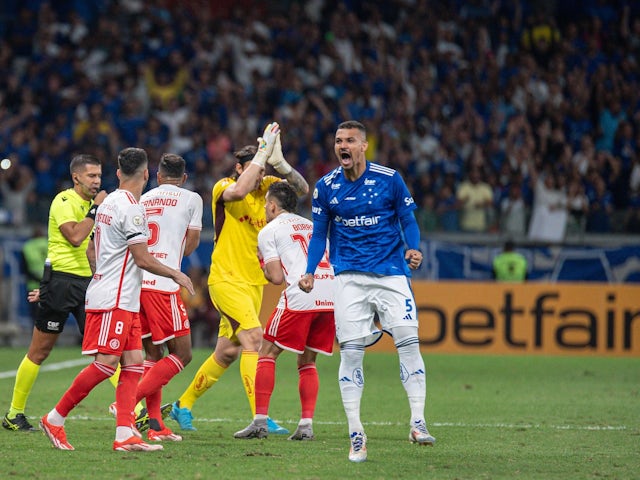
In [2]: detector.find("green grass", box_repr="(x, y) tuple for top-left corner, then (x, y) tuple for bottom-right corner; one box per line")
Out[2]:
(1, 347), (638, 480)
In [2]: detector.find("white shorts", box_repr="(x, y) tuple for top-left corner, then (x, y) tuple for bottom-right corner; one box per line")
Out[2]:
(334, 272), (419, 344)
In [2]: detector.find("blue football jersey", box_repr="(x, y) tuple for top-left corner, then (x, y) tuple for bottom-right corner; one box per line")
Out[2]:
(311, 161), (417, 276)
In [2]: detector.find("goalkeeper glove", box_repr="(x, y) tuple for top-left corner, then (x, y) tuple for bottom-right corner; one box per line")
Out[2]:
(267, 133), (292, 175)
(251, 122), (280, 168)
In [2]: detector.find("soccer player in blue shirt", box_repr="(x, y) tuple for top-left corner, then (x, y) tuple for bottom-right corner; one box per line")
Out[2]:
(299, 120), (435, 463)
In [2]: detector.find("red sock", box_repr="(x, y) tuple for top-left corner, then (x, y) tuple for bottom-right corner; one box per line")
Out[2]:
(116, 364), (144, 427)
(255, 357), (276, 416)
(56, 362), (115, 417)
(136, 354), (183, 422)
(298, 363), (318, 419)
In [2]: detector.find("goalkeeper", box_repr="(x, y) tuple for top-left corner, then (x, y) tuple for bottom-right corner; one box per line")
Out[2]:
(170, 122), (309, 434)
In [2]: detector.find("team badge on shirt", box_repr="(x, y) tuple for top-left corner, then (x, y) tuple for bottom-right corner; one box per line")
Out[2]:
(133, 215), (144, 226)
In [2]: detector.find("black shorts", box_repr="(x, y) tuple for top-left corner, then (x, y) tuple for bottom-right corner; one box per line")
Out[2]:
(34, 271), (91, 335)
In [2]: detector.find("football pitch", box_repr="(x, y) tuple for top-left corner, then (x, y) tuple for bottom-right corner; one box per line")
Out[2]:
(1, 347), (638, 479)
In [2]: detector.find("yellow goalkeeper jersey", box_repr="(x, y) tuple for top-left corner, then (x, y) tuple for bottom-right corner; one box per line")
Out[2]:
(208, 175), (281, 286)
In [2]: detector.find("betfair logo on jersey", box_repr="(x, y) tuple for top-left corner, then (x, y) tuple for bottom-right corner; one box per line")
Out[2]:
(312, 206), (323, 215)
(404, 197), (415, 206)
(335, 215), (381, 227)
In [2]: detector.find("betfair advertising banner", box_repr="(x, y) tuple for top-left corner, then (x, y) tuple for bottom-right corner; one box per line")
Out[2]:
(262, 282), (640, 357)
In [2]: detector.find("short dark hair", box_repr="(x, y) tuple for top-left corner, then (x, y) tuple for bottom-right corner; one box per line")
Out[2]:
(118, 147), (148, 176)
(159, 153), (186, 178)
(337, 120), (366, 139)
(69, 154), (100, 175)
(267, 181), (298, 213)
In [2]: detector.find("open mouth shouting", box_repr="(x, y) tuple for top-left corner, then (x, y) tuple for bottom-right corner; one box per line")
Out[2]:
(339, 150), (353, 167)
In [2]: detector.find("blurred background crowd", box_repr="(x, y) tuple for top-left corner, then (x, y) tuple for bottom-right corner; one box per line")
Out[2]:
(1, 0), (640, 242)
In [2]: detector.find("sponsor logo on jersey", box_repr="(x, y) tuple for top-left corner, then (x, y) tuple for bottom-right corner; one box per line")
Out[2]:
(315, 299), (334, 307)
(330, 197), (339, 205)
(312, 206), (323, 215)
(404, 197), (415, 206)
(331, 183), (341, 189)
(334, 215), (381, 227)
(364, 178), (376, 185)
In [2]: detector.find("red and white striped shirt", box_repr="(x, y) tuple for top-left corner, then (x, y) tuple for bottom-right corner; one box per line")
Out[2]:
(258, 212), (334, 312)
(140, 184), (202, 293)
(85, 189), (149, 312)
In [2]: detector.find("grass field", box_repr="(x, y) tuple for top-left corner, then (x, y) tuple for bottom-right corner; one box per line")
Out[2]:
(1, 347), (638, 480)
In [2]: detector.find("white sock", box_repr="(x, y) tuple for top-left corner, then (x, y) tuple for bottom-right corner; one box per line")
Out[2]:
(395, 332), (426, 423)
(339, 340), (365, 433)
(299, 418), (312, 426)
(47, 408), (65, 427)
(115, 426), (135, 442)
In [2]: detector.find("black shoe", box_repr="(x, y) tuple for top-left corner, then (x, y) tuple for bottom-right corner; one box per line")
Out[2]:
(137, 404), (172, 432)
(160, 403), (173, 420)
(2, 413), (38, 432)
(135, 408), (150, 432)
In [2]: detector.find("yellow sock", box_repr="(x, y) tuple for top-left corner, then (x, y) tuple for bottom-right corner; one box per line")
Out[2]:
(239, 350), (258, 416)
(179, 354), (227, 410)
(8, 355), (40, 417)
(108, 363), (144, 416)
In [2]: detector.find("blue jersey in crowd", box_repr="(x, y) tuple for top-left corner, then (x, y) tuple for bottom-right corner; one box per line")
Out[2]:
(310, 161), (418, 277)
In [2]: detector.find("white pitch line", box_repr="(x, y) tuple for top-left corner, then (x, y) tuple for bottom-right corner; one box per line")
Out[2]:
(57, 416), (628, 432)
(1, 361), (630, 433)
(0, 358), (90, 379)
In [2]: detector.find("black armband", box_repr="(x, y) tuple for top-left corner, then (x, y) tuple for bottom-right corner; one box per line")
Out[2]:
(85, 206), (97, 221)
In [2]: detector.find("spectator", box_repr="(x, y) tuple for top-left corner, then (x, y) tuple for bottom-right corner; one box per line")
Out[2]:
(499, 182), (527, 237)
(0, 0), (638, 234)
(527, 167), (568, 243)
(566, 177), (589, 235)
(416, 192), (438, 235)
(0, 154), (34, 226)
(586, 174), (614, 233)
(456, 166), (494, 233)
(436, 183), (460, 232)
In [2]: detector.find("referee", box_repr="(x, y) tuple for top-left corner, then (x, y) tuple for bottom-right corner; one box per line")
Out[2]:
(2, 154), (106, 431)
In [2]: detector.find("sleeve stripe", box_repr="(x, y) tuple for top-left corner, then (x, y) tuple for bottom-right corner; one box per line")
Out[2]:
(369, 164), (396, 176)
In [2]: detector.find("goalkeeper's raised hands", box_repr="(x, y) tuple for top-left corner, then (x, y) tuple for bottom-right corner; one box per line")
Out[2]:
(251, 122), (280, 168)
(267, 133), (292, 175)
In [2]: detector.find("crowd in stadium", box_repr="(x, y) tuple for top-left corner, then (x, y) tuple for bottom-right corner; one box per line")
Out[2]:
(0, 0), (639, 237)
